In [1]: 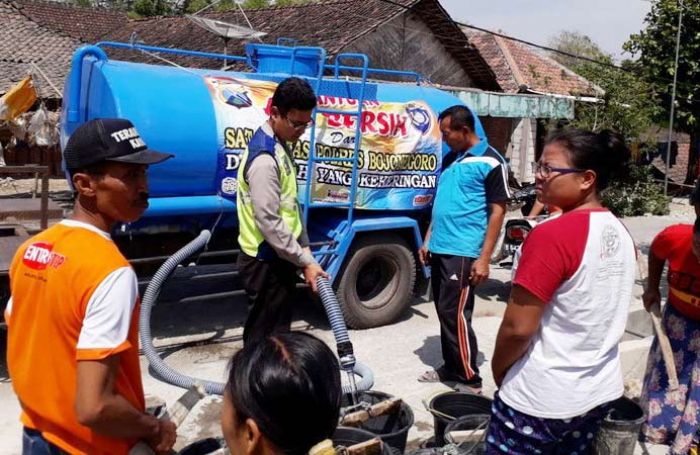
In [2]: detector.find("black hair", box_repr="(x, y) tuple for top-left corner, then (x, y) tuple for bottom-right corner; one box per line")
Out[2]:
(545, 128), (630, 192)
(694, 217), (700, 234)
(271, 77), (317, 116)
(226, 332), (341, 455)
(438, 105), (475, 133)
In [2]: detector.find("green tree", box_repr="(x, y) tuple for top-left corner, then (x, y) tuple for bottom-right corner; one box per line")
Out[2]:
(548, 31), (667, 215)
(241, 0), (269, 8)
(548, 31), (658, 139)
(546, 31), (608, 69)
(131, 0), (171, 16)
(182, 0), (206, 13)
(132, 0), (155, 16)
(625, 0), (700, 184)
(275, 0), (307, 5)
(216, 0), (236, 11)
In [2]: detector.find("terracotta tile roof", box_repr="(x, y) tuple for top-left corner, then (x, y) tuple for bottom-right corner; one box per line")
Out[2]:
(466, 29), (598, 97)
(0, 1), (79, 98)
(1, 0), (499, 98)
(467, 32), (520, 93)
(15, 0), (128, 42)
(102, 0), (499, 89)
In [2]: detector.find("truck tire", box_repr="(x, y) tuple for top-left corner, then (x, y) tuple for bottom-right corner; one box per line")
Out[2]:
(336, 234), (416, 329)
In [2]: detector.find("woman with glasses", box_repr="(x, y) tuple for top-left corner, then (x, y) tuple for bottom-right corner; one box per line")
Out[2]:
(486, 129), (636, 454)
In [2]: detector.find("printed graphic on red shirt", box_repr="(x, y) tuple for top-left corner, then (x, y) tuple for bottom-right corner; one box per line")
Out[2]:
(651, 224), (700, 320)
(22, 242), (66, 270)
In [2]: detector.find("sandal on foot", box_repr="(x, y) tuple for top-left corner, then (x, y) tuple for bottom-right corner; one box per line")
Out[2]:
(452, 382), (483, 395)
(418, 369), (445, 383)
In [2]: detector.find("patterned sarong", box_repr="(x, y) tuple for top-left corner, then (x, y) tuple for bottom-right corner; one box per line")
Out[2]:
(640, 303), (700, 454)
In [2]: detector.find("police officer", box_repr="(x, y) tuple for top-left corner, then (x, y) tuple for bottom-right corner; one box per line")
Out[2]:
(237, 77), (328, 345)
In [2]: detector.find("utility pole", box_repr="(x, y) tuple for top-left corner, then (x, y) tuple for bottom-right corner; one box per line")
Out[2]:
(665, 0), (683, 196)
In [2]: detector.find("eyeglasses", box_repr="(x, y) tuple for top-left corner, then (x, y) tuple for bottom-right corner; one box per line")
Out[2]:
(531, 162), (585, 178)
(285, 117), (314, 130)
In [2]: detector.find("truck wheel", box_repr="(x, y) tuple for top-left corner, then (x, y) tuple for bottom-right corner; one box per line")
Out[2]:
(336, 234), (416, 329)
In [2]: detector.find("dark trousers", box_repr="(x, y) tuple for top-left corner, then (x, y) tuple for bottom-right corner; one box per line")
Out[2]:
(238, 252), (298, 345)
(430, 253), (481, 385)
(22, 428), (65, 455)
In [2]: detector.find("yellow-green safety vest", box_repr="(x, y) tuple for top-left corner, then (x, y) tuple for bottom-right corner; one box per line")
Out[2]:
(237, 126), (303, 259)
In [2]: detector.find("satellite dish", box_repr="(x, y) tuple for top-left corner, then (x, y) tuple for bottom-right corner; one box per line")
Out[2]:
(186, 15), (267, 40)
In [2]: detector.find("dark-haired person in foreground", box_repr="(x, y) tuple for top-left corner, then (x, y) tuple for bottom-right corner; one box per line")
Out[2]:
(639, 218), (700, 454)
(5, 119), (175, 454)
(221, 332), (341, 455)
(237, 77), (328, 345)
(486, 129), (636, 453)
(418, 105), (510, 393)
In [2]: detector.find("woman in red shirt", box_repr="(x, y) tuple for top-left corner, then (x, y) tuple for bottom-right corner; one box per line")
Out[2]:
(640, 219), (700, 454)
(486, 129), (635, 454)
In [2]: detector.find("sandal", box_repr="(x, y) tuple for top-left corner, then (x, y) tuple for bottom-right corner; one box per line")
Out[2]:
(417, 369), (443, 383)
(418, 366), (453, 383)
(452, 382), (483, 395)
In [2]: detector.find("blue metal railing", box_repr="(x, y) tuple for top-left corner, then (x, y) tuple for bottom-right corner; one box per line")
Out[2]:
(95, 41), (248, 63)
(301, 52), (370, 229)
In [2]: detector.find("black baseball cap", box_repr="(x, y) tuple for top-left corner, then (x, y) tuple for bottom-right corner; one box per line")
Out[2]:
(64, 118), (173, 171)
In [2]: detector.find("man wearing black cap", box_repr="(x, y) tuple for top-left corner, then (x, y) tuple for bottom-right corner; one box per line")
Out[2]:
(5, 118), (176, 455)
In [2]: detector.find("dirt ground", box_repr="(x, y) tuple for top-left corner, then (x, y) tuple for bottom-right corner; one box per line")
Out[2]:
(0, 180), (693, 454)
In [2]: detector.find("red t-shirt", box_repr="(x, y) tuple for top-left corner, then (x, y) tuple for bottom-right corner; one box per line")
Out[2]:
(651, 224), (700, 320)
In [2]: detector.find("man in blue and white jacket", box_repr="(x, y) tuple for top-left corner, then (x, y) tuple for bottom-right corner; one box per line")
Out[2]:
(418, 105), (510, 393)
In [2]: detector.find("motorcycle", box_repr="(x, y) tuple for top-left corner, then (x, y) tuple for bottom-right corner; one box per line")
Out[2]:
(490, 184), (538, 267)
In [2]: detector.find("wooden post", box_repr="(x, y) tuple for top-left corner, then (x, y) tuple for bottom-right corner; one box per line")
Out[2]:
(40, 171), (49, 229)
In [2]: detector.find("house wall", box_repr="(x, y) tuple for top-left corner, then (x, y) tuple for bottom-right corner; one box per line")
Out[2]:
(508, 118), (537, 183)
(344, 12), (474, 87)
(480, 117), (512, 156)
(480, 116), (537, 184)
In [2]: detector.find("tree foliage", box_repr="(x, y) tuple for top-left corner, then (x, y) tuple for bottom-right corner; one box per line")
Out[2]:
(132, 0), (171, 16)
(240, 0), (270, 8)
(546, 31), (608, 69)
(625, 0), (700, 133)
(625, 0), (700, 183)
(548, 31), (658, 139)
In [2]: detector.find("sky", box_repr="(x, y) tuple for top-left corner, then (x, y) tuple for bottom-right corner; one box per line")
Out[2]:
(439, 0), (652, 60)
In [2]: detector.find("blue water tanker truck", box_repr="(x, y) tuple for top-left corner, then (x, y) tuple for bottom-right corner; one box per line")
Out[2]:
(59, 40), (489, 329)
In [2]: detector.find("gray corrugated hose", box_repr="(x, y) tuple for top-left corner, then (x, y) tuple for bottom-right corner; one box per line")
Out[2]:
(140, 231), (373, 396)
(316, 276), (374, 394)
(140, 230), (225, 395)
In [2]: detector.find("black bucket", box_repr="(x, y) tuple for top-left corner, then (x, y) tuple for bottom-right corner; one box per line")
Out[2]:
(333, 426), (395, 455)
(428, 392), (492, 446)
(593, 397), (646, 455)
(444, 414), (490, 454)
(178, 437), (228, 455)
(341, 390), (414, 453)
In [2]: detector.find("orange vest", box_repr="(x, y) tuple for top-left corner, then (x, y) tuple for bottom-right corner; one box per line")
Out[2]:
(6, 222), (144, 455)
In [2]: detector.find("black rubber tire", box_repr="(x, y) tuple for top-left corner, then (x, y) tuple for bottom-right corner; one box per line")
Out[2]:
(336, 234), (416, 329)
